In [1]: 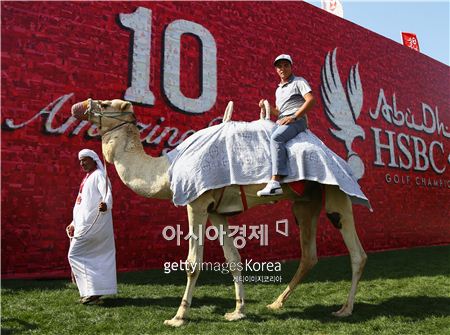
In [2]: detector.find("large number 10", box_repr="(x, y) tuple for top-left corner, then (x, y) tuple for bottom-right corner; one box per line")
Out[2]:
(119, 7), (217, 114)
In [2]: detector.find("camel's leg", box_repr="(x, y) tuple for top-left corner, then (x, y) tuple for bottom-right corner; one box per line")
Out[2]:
(209, 213), (245, 321)
(325, 185), (367, 317)
(164, 201), (209, 327)
(267, 186), (322, 310)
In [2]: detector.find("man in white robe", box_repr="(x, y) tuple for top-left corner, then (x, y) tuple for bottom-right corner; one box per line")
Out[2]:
(66, 149), (117, 304)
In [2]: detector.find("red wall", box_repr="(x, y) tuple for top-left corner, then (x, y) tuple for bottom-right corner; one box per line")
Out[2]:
(2, 1), (449, 279)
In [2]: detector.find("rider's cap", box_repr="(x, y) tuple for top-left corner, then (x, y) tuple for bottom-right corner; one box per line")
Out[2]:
(273, 54), (293, 66)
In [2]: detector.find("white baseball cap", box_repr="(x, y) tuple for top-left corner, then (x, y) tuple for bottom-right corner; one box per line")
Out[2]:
(273, 54), (293, 66)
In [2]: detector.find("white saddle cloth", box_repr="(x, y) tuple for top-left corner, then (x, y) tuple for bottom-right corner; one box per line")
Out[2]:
(166, 120), (371, 209)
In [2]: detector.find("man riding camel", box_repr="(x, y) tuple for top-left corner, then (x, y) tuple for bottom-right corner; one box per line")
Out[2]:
(257, 54), (316, 196)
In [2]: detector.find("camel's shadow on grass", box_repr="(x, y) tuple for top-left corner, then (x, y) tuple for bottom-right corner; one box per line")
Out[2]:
(101, 295), (450, 324)
(269, 296), (450, 323)
(174, 296), (450, 325)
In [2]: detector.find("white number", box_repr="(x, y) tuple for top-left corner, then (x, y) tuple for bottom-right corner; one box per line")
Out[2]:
(119, 7), (217, 114)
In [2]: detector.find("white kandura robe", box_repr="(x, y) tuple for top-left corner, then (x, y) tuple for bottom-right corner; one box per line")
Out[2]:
(68, 169), (117, 297)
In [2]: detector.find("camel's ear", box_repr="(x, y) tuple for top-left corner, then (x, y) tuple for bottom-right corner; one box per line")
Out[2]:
(121, 101), (132, 111)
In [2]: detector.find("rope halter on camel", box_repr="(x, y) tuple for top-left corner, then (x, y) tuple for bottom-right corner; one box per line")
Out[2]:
(72, 98), (137, 136)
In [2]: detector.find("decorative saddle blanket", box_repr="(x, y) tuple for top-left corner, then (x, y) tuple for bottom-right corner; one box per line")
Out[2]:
(166, 120), (371, 209)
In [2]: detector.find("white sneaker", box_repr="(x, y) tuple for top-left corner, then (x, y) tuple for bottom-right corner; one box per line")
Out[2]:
(257, 181), (283, 196)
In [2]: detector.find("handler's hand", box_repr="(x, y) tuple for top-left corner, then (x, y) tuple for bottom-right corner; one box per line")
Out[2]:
(276, 116), (294, 126)
(99, 202), (107, 212)
(66, 224), (74, 238)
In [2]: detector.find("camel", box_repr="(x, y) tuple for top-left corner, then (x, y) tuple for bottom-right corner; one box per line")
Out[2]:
(71, 98), (368, 327)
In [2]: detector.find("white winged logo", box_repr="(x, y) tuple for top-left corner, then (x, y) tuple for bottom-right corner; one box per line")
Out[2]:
(321, 48), (365, 180)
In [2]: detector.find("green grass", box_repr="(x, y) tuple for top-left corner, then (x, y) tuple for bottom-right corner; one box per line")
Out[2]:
(2, 245), (450, 335)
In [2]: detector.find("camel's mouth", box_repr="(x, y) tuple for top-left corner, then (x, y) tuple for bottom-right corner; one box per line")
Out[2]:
(71, 100), (89, 120)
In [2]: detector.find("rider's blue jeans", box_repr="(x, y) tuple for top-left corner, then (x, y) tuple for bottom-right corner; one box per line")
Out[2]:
(270, 117), (307, 176)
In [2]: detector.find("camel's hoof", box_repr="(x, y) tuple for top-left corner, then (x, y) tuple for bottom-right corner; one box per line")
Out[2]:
(266, 301), (283, 310)
(224, 311), (245, 321)
(163, 317), (186, 327)
(332, 308), (352, 317)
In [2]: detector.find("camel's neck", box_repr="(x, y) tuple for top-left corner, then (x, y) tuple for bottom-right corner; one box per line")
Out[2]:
(102, 124), (172, 200)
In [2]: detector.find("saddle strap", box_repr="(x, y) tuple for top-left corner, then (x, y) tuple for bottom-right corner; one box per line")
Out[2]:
(239, 185), (248, 211)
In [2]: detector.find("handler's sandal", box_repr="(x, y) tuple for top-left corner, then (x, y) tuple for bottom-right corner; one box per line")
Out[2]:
(81, 295), (103, 305)
(257, 181), (283, 196)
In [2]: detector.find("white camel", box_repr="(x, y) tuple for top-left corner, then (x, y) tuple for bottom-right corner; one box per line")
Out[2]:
(71, 99), (368, 327)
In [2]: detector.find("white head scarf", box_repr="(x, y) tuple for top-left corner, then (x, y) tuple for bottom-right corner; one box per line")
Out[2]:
(78, 149), (105, 173)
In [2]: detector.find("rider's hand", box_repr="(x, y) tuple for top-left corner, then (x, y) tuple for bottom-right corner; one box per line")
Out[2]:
(276, 116), (295, 126)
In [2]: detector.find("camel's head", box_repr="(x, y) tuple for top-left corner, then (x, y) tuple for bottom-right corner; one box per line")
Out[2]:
(71, 99), (135, 135)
